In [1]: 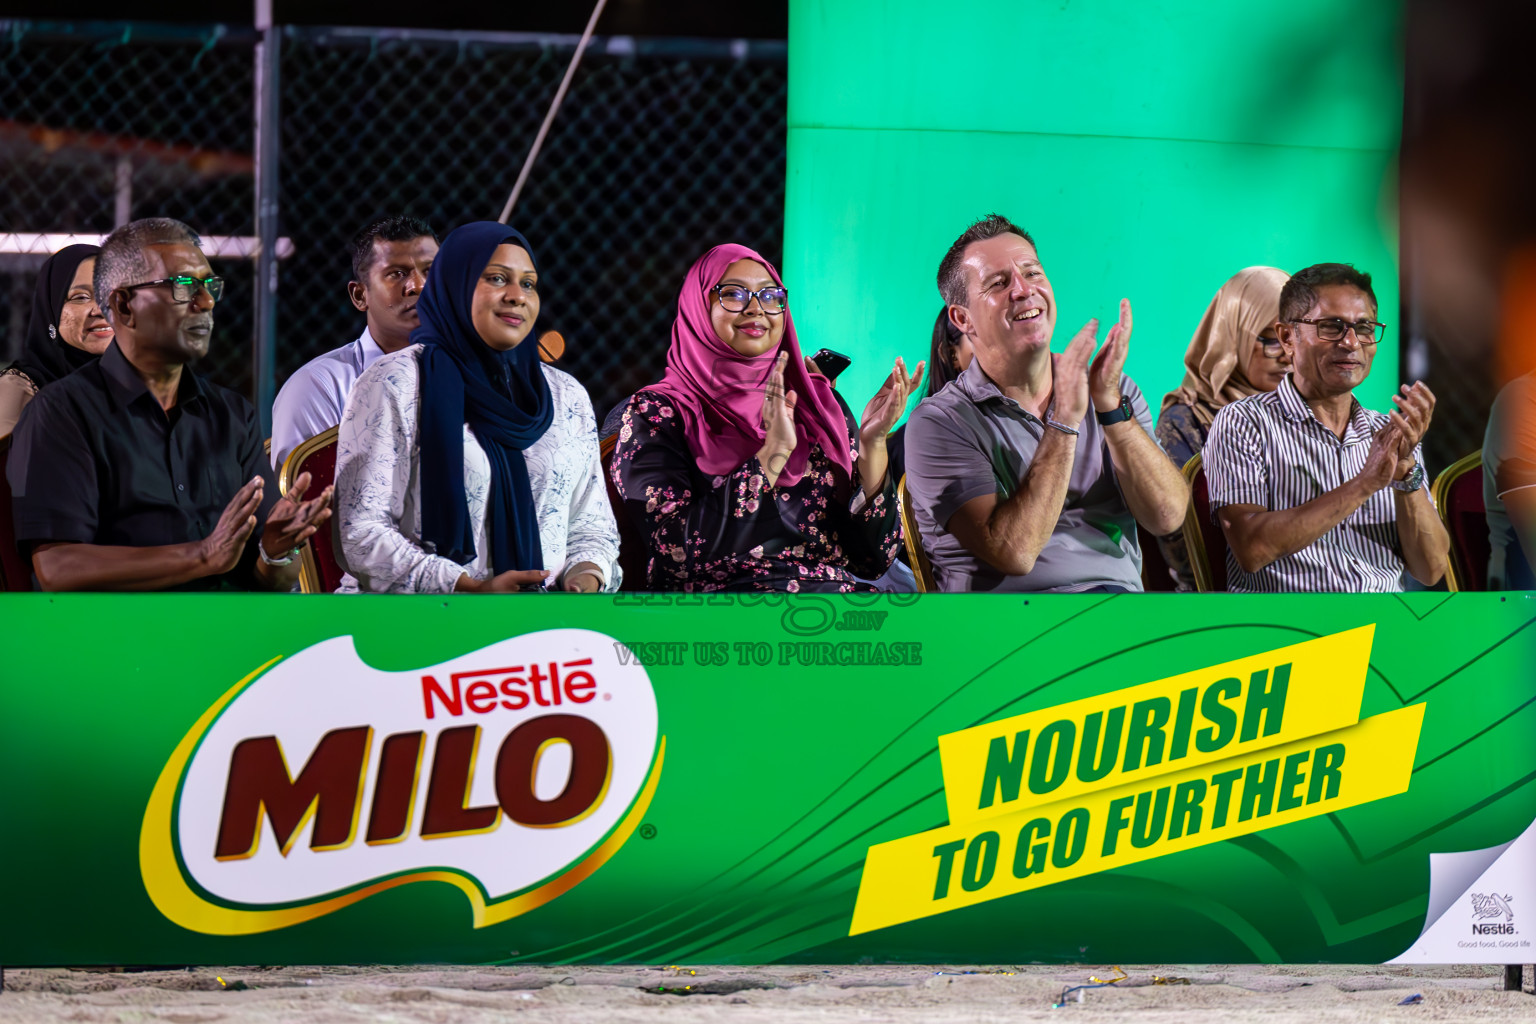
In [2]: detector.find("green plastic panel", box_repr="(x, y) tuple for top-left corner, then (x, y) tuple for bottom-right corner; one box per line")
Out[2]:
(783, 0), (1403, 420)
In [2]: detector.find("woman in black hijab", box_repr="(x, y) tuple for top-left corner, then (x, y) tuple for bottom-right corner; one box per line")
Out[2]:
(333, 221), (621, 594)
(1, 244), (112, 435)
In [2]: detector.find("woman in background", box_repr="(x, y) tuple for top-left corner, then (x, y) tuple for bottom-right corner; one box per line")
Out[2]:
(888, 306), (975, 486)
(0, 244), (112, 435)
(1155, 266), (1290, 589)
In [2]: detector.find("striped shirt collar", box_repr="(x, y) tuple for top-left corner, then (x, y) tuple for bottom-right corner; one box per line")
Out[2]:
(1273, 373), (1375, 445)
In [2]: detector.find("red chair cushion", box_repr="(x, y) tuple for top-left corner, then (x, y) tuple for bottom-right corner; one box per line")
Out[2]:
(1446, 467), (1490, 591)
(1138, 521), (1177, 592)
(1191, 466), (1229, 593)
(601, 435), (649, 592)
(292, 438), (344, 593)
(0, 437), (31, 591)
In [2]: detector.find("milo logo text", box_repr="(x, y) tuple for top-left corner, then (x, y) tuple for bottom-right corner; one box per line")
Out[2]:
(142, 630), (663, 935)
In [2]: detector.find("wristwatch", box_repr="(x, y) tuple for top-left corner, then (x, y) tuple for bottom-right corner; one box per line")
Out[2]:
(1096, 394), (1134, 426)
(1390, 463), (1425, 492)
(259, 543), (298, 567)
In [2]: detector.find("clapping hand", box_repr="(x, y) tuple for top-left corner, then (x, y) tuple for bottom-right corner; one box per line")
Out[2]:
(1050, 299), (1132, 425)
(1088, 298), (1132, 413)
(1358, 423), (1406, 492)
(1388, 381), (1435, 476)
(859, 356), (925, 450)
(200, 476), (264, 574)
(260, 470), (335, 562)
(758, 350), (798, 483)
(1050, 319), (1098, 426)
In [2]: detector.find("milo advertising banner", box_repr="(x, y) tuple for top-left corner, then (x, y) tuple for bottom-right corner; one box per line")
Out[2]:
(1, 592), (1533, 966)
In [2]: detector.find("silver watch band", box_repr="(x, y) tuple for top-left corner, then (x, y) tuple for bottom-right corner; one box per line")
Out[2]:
(1390, 465), (1424, 492)
(1044, 417), (1080, 436)
(259, 544), (298, 567)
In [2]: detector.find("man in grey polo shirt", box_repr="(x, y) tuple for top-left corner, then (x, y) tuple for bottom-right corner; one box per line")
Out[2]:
(1204, 263), (1448, 592)
(905, 215), (1189, 593)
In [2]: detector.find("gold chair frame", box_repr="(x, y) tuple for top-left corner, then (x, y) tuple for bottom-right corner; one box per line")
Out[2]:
(1430, 448), (1484, 594)
(1179, 453), (1219, 593)
(898, 474), (937, 593)
(278, 425), (340, 594)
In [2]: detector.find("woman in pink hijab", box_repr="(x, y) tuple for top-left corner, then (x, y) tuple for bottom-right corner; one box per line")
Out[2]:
(610, 244), (922, 591)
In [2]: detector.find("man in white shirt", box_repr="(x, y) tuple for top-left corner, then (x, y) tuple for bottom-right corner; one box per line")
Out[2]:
(270, 216), (438, 469)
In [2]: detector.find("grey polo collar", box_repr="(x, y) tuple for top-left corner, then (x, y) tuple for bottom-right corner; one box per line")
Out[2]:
(954, 358), (1045, 419)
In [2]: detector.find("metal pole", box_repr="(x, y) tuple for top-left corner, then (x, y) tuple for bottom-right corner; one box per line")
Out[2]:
(113, 156), (133, 227)
(252, 0), (281, 432)
(497, 0), (609, 223)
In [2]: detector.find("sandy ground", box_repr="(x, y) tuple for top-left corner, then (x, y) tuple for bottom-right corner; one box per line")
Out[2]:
(0, 964), (1532, 1023)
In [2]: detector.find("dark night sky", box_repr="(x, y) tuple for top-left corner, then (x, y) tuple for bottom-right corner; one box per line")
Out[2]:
(0, 0), (787, 38)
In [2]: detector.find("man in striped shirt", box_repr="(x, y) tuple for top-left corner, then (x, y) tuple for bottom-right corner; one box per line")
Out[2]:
(1204, 263), (1449, 592)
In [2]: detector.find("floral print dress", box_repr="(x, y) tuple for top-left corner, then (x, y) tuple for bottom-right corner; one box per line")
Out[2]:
(610, 389), (902, 592)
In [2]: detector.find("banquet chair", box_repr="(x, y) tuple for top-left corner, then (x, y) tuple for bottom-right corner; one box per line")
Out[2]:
(1432, 450), (1489, 592)
(898, 475), (937, 593)
(1180, 454), (1228, 593)
(0, 433), (31, 591)
(600, 434), (650, 592)
(279, 426), (343, 594)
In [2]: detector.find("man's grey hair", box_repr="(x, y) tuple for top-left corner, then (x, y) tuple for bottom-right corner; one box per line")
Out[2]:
(94, 217), (203, 316)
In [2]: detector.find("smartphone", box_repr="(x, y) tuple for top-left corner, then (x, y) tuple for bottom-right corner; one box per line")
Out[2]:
(809, 347), (852, 382)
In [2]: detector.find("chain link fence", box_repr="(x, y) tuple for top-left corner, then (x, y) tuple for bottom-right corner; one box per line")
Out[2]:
(0, 22), (258, 379)
(0, 20), (786, 426)
(277, 27), (786, 423)
(0, 20), (1495, 476)
(1407, 319), (1496, 475)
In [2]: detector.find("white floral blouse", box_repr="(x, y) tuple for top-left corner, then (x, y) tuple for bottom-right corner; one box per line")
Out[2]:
(333, 344), (622, 593)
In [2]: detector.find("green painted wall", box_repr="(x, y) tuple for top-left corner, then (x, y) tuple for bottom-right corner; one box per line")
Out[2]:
(783, 0), (1403, 421)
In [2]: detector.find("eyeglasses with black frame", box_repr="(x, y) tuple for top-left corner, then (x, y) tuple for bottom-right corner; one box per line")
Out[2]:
(120, 275), (225, 305)
(1258, 335), (1285, 358)
(712, 283), (788, 315)
(1287, 317), (1385, 345)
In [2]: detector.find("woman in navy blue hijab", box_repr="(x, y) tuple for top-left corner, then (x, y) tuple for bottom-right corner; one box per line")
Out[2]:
(332, 221), (621, 593)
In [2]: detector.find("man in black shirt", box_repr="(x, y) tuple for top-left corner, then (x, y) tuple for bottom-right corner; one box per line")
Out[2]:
(6, 218), (332, 590)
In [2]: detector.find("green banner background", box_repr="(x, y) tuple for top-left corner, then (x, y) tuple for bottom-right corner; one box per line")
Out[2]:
(783, 0), (1403, 422)
(1, 592), (1532, 965)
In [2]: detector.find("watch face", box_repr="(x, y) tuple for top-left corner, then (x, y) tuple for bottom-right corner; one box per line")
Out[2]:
(1098, 395), (1134, 425)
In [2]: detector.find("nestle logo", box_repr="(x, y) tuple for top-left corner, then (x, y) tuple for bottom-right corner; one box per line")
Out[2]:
(1472, 923), (1516, 935)
(147, 630), (661, 936)
(422, 660), (598, 718)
